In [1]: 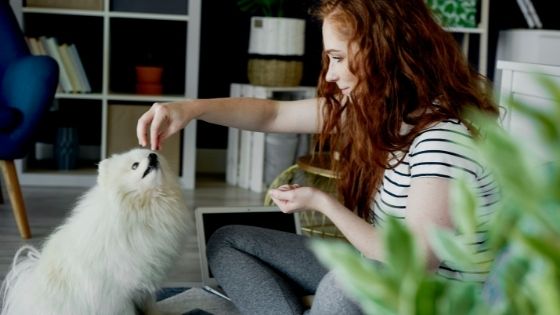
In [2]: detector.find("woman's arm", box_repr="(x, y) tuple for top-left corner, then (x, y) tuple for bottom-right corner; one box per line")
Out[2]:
(269, 177), (454, 269)
(137, 97), (323, 150)
(404, 177), (453, 270)
(269, 185), (385, 261)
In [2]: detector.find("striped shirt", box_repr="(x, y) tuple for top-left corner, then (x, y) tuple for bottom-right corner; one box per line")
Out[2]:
(371, 119), (500, 282)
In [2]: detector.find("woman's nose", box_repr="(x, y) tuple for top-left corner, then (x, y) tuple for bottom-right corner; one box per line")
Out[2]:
(325, 65), (338, 82)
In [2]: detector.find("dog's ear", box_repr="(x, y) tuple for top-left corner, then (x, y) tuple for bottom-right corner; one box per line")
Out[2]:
(97, 159), (109, 187)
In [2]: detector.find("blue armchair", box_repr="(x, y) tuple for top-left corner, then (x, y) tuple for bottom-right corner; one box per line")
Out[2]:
(0, 1), (59, 239)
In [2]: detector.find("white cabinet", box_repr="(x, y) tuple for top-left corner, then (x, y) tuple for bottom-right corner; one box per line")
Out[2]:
(496, 60), (560, 164)
(16, 0), (201, 189)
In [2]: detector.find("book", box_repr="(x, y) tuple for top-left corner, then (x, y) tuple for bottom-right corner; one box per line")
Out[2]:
(24, 36), (32, 53)
(68, 43), (92, 93)
(33, 37), (48, 55)
(58, 43), (81, 92)
(226, 85), (241, 185)
(228, 84), (316, 192)
(249, 87), (268, 193)
(25, 37), (47, 56)
(40, 36), (73, 93)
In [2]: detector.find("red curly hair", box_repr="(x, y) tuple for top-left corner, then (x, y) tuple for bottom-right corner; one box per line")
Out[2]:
(312, 0), (498, 220)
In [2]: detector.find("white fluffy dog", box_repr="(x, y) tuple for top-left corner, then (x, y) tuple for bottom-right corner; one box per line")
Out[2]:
(1, 148), (190, 315)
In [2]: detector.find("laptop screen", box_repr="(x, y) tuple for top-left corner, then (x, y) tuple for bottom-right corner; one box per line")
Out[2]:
(195, 206), (301, 287)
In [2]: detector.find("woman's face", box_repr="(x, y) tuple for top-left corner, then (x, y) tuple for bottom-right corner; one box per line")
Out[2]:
(322, 18), (358, 96)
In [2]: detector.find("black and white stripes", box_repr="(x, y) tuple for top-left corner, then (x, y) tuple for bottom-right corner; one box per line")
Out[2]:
(370, 120), (500, 282)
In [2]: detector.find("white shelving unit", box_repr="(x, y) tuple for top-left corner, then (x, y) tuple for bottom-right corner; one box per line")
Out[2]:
(446, 0), (490, 75)
(15, 0), (201, 189)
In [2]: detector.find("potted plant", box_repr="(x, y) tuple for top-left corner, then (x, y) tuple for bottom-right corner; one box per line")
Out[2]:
(135, 51), (163, 95)
(237, 0), (306, 87)
(310, 75), (560, 314)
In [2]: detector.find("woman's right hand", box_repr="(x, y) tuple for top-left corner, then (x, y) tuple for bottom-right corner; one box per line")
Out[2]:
(136, 101), (193, 150)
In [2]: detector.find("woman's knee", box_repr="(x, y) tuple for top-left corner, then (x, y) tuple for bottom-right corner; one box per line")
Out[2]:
(207, 225), (239, 257)
(206, 225), (259, 261)
(309, 271), (363, 315)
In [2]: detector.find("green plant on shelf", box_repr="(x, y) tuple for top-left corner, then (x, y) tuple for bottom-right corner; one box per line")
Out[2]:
(237, 0), (291, 17)
(311, 74), (560, 315)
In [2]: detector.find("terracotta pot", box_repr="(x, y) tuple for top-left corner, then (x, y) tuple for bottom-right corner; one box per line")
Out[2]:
(136, 83), (163, 95)
(135, 66), (163, 84)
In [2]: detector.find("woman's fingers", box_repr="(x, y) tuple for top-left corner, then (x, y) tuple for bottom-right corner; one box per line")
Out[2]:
(277, 184), (300, 191)
(136, 108), (155, 147)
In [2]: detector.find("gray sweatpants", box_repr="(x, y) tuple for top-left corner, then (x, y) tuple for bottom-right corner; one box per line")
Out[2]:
(206, 225), (364, 315)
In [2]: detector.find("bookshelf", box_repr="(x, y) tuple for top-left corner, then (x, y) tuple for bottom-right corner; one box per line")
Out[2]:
(15, 0), (201, 189)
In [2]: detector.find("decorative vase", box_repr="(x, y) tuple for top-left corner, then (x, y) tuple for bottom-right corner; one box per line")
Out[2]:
(247, 17), (305, 86)
(54, 127), (79, 170)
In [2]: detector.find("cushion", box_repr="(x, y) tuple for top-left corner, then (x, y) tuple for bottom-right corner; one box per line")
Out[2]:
(0, 104), (22, 132)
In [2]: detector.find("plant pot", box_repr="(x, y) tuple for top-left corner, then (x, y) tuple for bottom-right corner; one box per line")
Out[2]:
(247, 17), (305, 87)
(248, 17), (305, 56)
(247, 59), (303, 86)
(135, 66), (163, 84)
(136, 83), (163, 95)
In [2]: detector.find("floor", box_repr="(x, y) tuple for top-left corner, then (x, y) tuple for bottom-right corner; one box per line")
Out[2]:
(0, 174), (266, 288)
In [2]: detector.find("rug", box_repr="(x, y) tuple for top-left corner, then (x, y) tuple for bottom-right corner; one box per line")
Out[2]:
(156, 287), (240, 315)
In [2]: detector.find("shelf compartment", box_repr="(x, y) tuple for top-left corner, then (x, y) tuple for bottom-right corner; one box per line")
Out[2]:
(107, 103), (183, 176)
(25, 0), (103, 11)
(23, 13), (103, 93)
(23, 7), (104, 16)
(25, 99), (102, 173)
(110, 0), (188, 15)
(109, 18), (187, 96)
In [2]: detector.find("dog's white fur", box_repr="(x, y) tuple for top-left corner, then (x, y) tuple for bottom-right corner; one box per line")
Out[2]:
(1, 148), (190, 315)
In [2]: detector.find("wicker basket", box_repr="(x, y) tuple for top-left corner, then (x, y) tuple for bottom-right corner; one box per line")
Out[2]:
(26, 0), (103, 10)
(264, 164), (345, 240)
(248, 59), (303, 87)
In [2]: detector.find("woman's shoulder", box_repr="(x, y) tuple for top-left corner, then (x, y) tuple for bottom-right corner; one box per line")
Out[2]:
(411, 119), (472, 145)
(407, 119), (484, 179)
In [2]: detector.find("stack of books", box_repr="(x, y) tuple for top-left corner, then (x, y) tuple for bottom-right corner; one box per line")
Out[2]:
(25, 36), (92, 94)
(227, 83), (315, 192)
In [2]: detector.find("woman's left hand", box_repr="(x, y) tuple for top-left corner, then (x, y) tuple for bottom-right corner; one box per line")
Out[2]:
(268, 184), (325, 213)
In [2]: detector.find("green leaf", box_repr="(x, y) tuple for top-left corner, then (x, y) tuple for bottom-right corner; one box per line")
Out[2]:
(414, 278), (446, 315)
(525, 262), (560, 315)
(310, 240), (400, 314)
(450, 176), (479, 236)
(436, 282), (484, 315)
(429, 229), (477, 269)
(497, 254), (535, 314)
(516, 233), (560, 271)
(509, 96), (560, 145)
(383, 217), (425, 276)
(466, 109), (544, 216)
(536, 73), (560, 120)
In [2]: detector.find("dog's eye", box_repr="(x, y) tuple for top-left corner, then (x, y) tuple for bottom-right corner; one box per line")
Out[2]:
(131, 162), (139, 170)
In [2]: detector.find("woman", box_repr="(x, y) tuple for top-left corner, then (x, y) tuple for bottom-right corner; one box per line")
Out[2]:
(137, 0), (499, 314)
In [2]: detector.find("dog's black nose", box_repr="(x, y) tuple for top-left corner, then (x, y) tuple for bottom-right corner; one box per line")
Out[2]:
(148, 153), (158, 166)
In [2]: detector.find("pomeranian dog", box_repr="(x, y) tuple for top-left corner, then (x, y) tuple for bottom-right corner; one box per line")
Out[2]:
(1, 148), (190, 315)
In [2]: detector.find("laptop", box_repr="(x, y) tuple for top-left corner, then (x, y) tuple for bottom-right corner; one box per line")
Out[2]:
(195, 206), (302, 287)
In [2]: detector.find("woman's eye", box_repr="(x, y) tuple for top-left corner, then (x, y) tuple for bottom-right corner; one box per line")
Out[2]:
(131, 162), (139, 170)
(330, 55), (343, 63)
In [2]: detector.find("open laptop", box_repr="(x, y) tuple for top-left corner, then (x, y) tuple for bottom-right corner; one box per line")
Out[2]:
(195, 206), (302, 287)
